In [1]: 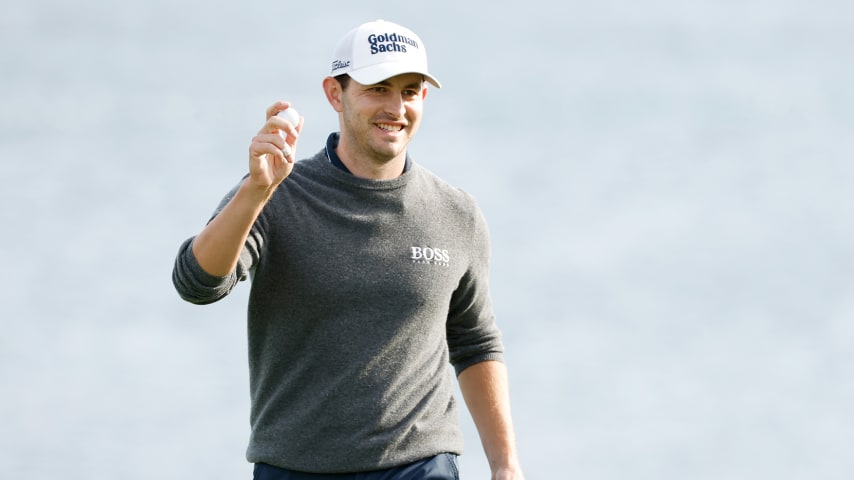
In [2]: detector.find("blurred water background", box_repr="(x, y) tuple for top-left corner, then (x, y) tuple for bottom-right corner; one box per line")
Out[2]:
(2, 1), (853, 478)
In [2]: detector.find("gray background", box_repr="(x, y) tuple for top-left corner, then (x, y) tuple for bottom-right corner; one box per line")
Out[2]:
(2, 0), (853, 478)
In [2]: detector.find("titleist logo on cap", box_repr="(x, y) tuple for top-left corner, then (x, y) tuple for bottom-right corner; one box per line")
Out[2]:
(331, 60), (351, 72)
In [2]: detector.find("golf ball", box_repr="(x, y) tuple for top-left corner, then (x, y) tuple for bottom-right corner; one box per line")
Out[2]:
(276, 108), (300, 126)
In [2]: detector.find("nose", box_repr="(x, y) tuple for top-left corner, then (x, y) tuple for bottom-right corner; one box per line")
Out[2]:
(383, 91), (406, 118)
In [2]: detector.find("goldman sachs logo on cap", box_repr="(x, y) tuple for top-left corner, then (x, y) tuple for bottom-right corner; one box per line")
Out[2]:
(367, 32), (419, 54)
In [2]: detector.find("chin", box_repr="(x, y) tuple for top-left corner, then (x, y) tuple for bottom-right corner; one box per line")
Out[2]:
(371, 142), (408, 161)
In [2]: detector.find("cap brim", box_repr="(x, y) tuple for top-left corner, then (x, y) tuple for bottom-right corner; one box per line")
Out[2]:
(348, 63), (442, 89)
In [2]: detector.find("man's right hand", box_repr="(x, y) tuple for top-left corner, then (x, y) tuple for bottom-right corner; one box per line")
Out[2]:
(248, 101), (304, 195)
(191, 101), (304, 277)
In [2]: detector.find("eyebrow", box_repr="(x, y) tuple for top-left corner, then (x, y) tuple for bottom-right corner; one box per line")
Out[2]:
(375, 79), (425, 89)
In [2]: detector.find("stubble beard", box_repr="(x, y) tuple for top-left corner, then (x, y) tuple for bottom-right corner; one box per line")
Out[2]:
(340, 102), (413, 167)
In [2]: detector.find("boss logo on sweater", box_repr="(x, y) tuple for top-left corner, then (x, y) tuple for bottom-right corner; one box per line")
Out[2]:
(410, 246), (450, 267)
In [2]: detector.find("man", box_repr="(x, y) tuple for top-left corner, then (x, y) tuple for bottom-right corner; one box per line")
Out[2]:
(173, 19), (524, 479)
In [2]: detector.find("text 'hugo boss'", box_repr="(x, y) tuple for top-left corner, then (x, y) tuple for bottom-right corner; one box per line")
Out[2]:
(410, 247), (450, 266)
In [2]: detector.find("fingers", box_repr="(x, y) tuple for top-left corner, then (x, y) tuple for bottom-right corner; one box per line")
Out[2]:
(266, 101), (290, 120)
(257, 102), (304, 163)
(249, 137), (286, 164)
(248, 102), (303, 181)
(258, 116), (299, 138)
(282, 116), (304, 156)
(254, 131), (287, 151)
(252, 134), (296, 164)
(265, 102), (303, 138)
(259, 106), (301, 143)
(265, 101), (304, 123)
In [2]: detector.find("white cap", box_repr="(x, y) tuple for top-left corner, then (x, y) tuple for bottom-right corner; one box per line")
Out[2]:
(330, 20), (441, 88)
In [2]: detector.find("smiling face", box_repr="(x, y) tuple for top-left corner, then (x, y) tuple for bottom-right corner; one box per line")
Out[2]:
(324, 73), (428, 179)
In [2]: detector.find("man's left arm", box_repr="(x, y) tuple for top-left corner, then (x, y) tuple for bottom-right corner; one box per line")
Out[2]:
(458, 360), (525, 480)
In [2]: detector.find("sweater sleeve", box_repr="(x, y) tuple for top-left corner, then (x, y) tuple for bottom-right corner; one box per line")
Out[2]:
(171, 178), (262, 305)
(446, 204), (505, 376)
(171, 237), (246, 304)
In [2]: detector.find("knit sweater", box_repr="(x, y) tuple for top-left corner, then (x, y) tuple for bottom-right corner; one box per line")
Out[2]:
(172, 142), (504, 473)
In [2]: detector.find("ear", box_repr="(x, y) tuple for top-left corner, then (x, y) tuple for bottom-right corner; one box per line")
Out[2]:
(422, 86), (429, 101)
(322, 77), (344, 113)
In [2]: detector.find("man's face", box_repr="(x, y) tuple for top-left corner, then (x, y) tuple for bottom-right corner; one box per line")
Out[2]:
(339, 73), (427, 164)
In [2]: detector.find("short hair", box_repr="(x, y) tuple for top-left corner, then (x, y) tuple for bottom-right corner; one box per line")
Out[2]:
(334, 74), (351, 91)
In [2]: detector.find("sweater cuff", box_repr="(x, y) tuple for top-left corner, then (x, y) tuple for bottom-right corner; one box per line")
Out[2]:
(183, 240), (228, 286)
(453, 352), (505, 377)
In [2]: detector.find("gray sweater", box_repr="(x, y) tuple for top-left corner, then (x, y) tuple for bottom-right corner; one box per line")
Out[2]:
(172, 143), (504, 473)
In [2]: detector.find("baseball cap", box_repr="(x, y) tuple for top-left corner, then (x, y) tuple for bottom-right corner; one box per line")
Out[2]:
(330, 19), (442, 88)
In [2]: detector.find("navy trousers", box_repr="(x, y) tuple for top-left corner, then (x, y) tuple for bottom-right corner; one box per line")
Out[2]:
(253, 454), (459, 480)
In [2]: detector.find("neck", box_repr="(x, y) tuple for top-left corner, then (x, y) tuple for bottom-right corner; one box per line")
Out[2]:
(335, 136), (406, 181)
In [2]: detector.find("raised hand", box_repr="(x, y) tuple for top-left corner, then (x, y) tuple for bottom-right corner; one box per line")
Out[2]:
(247, 101), (304, 194)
